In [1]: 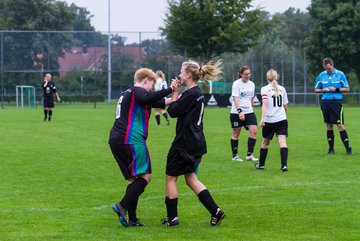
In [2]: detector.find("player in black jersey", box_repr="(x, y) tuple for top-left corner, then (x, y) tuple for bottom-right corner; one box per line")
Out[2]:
(162, 60), (225, 227)
(109, 68), (178, 227)
(42, 73), (60, 121)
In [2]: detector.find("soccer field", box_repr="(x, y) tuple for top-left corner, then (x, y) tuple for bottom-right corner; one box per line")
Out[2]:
(0, 104), (359, 241)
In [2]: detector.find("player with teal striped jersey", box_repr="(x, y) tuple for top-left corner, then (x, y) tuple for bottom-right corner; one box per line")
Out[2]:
(109, 68), (177, 227)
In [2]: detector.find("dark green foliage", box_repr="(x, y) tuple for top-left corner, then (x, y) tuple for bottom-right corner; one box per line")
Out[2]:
(272, 7), (313, 49)
(162, 0), (265, 61)
(306, 0), (360, 80)
(0, 0), (106, 92)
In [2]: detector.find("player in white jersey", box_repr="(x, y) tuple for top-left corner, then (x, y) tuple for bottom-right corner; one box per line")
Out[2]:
(230, 66), (258, 162)
(255, 69), (289, 172)
(154, 70), (170, 126)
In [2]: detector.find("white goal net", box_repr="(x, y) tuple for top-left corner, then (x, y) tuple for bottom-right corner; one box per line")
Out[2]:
(16, 85), (36, 108)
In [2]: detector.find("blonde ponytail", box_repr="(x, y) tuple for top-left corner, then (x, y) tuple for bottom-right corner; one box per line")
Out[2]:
(156, 70), (165, 81)
(266, 69), (279, 96)
(182, 59), (222, 83)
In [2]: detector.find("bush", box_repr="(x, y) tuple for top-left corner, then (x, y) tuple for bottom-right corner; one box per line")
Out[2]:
(56, 95), (105, 103)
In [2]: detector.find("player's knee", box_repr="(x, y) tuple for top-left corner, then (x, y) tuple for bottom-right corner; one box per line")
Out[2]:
(139, 174), (151, 184)
(184, 174), (197, 187)
(326, 124), (333, 130)
(337, 124), (345, 131)
(232, 129), (240, 139)
(262, 139), (270, 146)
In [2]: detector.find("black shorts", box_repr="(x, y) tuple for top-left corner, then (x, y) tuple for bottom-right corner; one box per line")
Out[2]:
(43, 96), (54, 108)
(230, 112), (257, 130)
(262, 120), (288, 140)
(321, 100), (344, 124)
(109, 143), (151, 180)
(166, 146), (202, 176)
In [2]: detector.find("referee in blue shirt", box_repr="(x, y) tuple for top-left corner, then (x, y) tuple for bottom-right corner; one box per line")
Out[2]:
(314, 58), (352, 155)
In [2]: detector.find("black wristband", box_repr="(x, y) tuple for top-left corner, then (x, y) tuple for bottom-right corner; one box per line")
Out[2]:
(237, 108), (242, 114)
(336, 88), (340, 93)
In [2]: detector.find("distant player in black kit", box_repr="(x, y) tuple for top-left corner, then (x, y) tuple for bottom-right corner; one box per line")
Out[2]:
(162, 60), (225, 227)
(42, 73), (60, 121)
(109, 68), (177, 227)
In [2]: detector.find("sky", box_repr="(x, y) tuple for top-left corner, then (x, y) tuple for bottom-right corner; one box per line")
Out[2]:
(64, 0), (311, 32)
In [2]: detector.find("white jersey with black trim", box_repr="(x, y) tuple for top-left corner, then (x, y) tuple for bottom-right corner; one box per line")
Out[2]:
(231, 79), (255, 114)
(261, 83), (288, 123)
(154, 78), (167, 91)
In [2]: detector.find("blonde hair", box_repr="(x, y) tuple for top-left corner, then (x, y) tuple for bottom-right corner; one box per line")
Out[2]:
(134, 68), (157, 83)
(156, 70), (165, 80)
(266, 69), (279, 97)
(44, 73), (51, 81)
(182, 59), (222, 83)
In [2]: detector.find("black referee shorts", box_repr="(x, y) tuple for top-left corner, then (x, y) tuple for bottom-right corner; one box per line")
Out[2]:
(230, 112), (257, 130)
(166, 146), (202, 176)
(43, 96), (54, 108)
(321, 100), (344, 124)
(262, 120), (288, 140)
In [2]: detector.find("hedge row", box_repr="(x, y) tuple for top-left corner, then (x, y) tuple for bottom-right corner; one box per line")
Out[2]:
(0, 95), (105, 103)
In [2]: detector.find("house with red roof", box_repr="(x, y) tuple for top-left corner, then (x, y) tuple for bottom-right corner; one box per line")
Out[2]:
(58, 46), (145, 78)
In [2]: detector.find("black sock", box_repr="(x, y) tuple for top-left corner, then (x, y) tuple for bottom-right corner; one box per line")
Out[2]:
(340, 130), (350, 151)
(123, 182), (140, 222)
(128, 197), (139, 222)
(163, 113), (168, 121)
(327, 130), (334, 151)
(165, 196), (178, 220)
(259, 148), (268, 166)
(280, 147), (288, 167)
(120, 178), (148, 212)
(48, 110), (52, 121)
(231, 139), (238, 157)
(247, 138), (256, 156)
(155, 115), (160, 125)
(44, 110), (48, 120)
(198, 189), (218, 216)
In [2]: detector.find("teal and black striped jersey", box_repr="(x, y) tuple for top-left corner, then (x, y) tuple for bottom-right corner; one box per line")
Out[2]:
(109, 86), (172, 144)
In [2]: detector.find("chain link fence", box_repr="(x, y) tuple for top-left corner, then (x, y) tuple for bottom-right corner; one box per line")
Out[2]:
(1, 30), (359, 108)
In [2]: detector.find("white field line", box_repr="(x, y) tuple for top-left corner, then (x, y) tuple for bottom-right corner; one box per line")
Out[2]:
(1, 180), (359, 213)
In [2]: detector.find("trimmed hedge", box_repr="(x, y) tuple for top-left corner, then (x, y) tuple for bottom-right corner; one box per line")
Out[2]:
(1, 95), (105, 103)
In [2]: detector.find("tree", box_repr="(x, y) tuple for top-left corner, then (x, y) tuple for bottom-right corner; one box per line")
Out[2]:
(0, 0), (97, 92)
(272, 8), (313, 49)
(141, 39), (184, 81)
(306, 0), (360, 82)
(162, 0), (265, 61)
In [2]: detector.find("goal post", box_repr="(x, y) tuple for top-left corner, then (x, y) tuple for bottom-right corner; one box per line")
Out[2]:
(16, 85), (36, 108)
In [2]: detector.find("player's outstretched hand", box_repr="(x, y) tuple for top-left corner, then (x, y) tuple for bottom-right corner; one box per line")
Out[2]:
(170, 78), (180, 91)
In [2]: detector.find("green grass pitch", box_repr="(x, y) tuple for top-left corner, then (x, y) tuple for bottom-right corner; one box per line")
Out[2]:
(0, 104), (359, 241)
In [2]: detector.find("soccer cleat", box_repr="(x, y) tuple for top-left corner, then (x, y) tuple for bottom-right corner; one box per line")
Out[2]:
(346, 147), (352, 155)
(112, 203), (128, 227)
(162, 217), (179, 226)
(327, 149), (335, 155)
(255, 163), (265, 170)
(281, 166), (288, 172)
(128, 219), (144, 227)
(232, 155), (244, 162)
(210, 208), (225, 226)
(246, 154), (259, 161)
(166, 119), (170, 126)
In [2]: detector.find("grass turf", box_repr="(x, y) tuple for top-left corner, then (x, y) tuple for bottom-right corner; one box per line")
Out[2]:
(0, 104), (359, 240)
